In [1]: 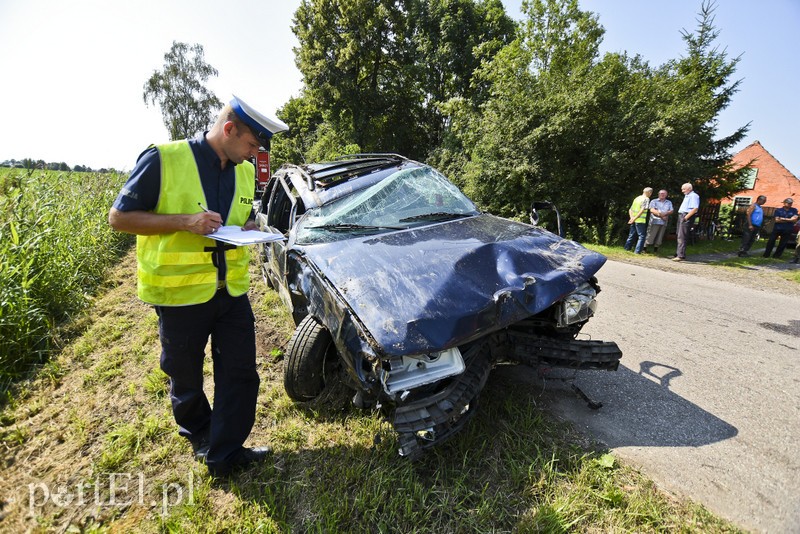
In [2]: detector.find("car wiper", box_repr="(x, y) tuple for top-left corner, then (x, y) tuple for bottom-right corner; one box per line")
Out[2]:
(306, 223), (404, 232)
(399, 212), (474, 223)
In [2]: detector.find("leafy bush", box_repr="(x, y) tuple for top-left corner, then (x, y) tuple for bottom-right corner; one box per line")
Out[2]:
(0, 169), (131, 394)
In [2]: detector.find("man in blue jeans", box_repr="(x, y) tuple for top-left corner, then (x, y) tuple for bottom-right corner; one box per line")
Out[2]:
(737, 195), (766, 257)
(624, 187), (652, 254)
(763, 198), (798, 258)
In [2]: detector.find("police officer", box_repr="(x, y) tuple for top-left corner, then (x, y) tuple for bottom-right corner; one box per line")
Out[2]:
(624, 187), (653, 254)
(109, 96), (287, 477)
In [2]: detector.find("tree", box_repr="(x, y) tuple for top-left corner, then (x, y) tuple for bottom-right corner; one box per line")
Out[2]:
(143, 41), (223, 141)
(270, 91), (324, 169)
(455, 0), (608, 229)
(294, 0), (421, 156)
(291, 0), (514, 161)
(450, 0), (747, 243)
(413, 0), (515, 146)
(667, 0), (748, 201)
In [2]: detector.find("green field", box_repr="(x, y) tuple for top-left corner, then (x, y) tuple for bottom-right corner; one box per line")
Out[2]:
(0, 167), (132, 398)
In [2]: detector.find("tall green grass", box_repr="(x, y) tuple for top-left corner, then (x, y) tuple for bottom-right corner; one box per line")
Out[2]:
(0, 168), (131, 396)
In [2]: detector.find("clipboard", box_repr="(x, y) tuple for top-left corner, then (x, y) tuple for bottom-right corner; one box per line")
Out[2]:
(205, 225), (285, 245)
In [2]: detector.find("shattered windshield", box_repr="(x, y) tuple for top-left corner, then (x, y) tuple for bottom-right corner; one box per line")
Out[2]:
(296, 166), (479, 243)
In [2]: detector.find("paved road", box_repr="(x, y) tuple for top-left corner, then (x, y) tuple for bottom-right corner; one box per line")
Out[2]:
(523, 259), (800, 533)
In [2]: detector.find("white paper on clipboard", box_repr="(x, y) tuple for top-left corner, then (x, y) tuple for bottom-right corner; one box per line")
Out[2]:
(205, 225), (285, 245)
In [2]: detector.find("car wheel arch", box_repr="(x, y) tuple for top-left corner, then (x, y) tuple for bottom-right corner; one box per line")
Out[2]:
(284, 314), (338, 401)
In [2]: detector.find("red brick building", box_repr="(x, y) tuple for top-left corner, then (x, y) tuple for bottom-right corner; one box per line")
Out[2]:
(724, 141), (799, 209)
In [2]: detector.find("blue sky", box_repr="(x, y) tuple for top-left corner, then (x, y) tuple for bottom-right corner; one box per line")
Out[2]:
(0, 0), (797, 176)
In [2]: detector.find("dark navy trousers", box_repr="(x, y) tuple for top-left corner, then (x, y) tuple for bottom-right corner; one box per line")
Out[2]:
(155, 290), (259, 467)
(762, 227), (794, 258)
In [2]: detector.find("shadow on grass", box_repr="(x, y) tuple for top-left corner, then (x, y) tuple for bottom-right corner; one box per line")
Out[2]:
(197, 373), (627, 533)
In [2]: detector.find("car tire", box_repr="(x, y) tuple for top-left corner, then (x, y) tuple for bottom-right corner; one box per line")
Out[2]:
(284, 315), (336, 401)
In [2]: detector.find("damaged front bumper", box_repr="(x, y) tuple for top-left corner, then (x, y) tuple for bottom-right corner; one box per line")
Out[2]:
(382, 330), (620, 458)
(392, 343), (491, 459)
(508, 332), (621, 371)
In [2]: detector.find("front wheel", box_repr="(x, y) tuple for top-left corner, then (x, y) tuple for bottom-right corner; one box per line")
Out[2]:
(284, 315), (337, 401)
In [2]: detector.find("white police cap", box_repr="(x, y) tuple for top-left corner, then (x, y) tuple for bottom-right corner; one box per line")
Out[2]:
(230, 95), (289, 148)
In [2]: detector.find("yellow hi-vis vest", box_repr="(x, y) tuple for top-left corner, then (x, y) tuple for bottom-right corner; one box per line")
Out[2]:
(630, 195), (649, 223)
(136, 141), (255, 306)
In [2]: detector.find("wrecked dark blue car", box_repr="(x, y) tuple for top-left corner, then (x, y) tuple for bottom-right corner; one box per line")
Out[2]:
(256, 154), (621, 458)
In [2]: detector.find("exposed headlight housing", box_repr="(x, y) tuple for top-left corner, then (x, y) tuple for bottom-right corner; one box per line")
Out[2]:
(381, 347), (465, 395)
(557, 283), (598, 326)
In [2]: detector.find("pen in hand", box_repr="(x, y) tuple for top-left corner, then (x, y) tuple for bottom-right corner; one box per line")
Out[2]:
(197, 203), (222, 233)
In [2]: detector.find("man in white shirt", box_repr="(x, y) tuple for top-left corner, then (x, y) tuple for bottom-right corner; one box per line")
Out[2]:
(644, 189), (673, 254)
(673, 183), (700, 261)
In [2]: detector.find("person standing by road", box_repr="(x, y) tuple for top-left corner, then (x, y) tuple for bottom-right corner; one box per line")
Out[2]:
(108, 96), (287, 478)
(673, 183), (700, 262)
(624, 187), (653, 254)
(763, 198), (799, 258)
(737, 195), (767, 257)
(644, 189), (673, 254)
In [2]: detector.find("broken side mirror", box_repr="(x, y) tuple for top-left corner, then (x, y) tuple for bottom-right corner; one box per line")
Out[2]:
(530, 200), (564, 237)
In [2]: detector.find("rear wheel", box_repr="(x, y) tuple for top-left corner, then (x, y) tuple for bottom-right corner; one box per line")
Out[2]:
(284, 315), (337, 401)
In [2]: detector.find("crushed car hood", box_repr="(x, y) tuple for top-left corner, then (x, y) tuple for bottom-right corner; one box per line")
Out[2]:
(295, 214), (606, 356)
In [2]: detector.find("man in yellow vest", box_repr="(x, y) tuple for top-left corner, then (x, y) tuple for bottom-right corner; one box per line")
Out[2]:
(109, 96), (287, 477)
(624, 187), (653, 254)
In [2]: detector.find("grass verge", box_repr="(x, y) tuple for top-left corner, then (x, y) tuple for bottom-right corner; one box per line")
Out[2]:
(585, 238), (742, 260)
(0, 251), (742, 532)
(709, 254), (800, 284)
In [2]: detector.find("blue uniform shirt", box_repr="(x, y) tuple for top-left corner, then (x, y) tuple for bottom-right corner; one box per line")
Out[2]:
(112, 133), (246, 224)
(773, 206), (798, 232)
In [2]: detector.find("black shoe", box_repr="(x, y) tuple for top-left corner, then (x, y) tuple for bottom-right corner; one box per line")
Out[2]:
(207, 446), (273, 477)
(190, 435), (211, 462)
(790, 258), (799, 264)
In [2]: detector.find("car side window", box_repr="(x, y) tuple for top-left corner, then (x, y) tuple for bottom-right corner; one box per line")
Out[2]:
(266, 175), (305, 234)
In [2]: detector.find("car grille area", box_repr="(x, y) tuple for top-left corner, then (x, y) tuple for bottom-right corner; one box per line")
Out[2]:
(393, 343), (491, 459)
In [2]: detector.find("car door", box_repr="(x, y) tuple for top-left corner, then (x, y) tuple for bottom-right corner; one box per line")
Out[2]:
(256, 172), (301, 307)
